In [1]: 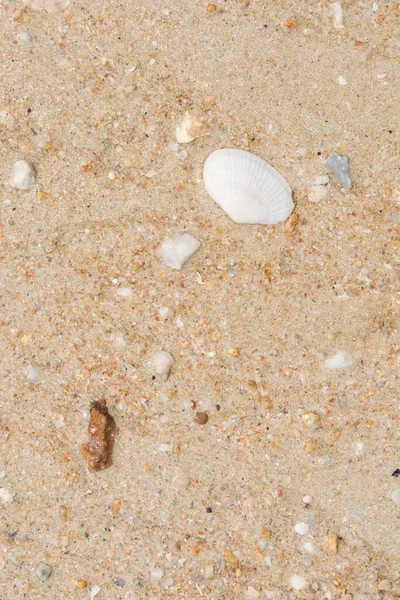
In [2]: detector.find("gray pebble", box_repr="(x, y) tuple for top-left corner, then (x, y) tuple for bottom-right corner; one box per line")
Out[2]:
(36, 561), (53, 582)
(326, 152), (352, 189)
(115, 578), (126, 587)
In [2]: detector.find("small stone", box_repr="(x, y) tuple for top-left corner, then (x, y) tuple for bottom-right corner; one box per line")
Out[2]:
(290, 575), (308, 591)
(246, 586), (260, 599)
(194, 411), (208, 425)
(331, 2), (343, 28)
(75, 579), (87, 589)
(159, 306), (174, 320)
(391, 489), (400, 504)
(0, 488), (14, 504)
(25, 364), (40, 382)
(308, 185), (328, 203)
(301, 412), (321, 429)
(294, 522), (309, 536)
(207, 4), (216, 12)
(115, 579), (126, 587)
(338, 76), (348, 85)
(314, 175), (329, 185)
(162, 577), (174, 588)
(204, 565), (214, 578)
(10, 160), (36, 190)
(90, 585), (101, 597)
(304, 541), (314, 553)
(303, 495), (313, 505)
(378, 580), (391, 592)
(228, 347), (240, 357)
(108, 170), (116, 180)
(18, 31), (32, 42)
(327, 532), (339, 554)
(224, 549), (239, 568)
(284, 212), (299, 234)
(59, 505), (68, 522)
(150, 567), (164, 583)
(266, 123), (276, 137)
(160, 233), (200, 269)
(8, 555), (24, 568)
(325, 351), (353, 370)
(158, 444), (173, 452)
(153, 351), (175, 380)
(326, 152), (352, 189)
(176, 112), (203, 144)
(36, 561), (53, 582)
(116, 287), (133, 298)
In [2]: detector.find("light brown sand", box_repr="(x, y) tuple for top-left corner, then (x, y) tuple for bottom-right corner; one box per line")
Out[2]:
(0, 0), (399, 598)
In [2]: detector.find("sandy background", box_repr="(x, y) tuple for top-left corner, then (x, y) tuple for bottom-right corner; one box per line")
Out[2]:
(0, 0), (399, 598)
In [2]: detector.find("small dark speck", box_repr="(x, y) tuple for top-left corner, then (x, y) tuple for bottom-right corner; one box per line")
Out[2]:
(84, 532), (90, 538)
(205, 506), (212, 513)
(27, 108), (32, 113)
(392, 469), (400, 477)
(317, 152), (322, 156)
(389, 130), (393, 133)
(8, 531), (18, 538)
(151, 375), (156, 380)
(216, 404), (221, 411)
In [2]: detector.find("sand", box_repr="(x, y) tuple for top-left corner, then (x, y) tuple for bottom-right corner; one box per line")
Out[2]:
(0, 0), (399, 598)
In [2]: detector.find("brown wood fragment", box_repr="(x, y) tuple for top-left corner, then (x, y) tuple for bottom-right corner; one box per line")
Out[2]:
(80, 400), (117, 472)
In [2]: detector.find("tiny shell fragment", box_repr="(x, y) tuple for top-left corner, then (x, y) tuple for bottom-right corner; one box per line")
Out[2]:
(24, 0), (70, 12)
(327, 532), (339, 554)
(176, 112), (203, 144)
(80, 400), (117, 472)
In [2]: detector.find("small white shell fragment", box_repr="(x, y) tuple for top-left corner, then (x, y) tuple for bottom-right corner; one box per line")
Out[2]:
(294, 522), (309, 535)
(158, 444), (173, 452)
(338, 76), (348, 85)
(303, 495), (313, 505)
(24, 0), (70, 12)
(204, 565), (214, 578)
(314, 175), (329, 185)
(150, 567), (164, 583)
(308, 185), (328, 203)
(331, 2), (343, 28)
(373, 2), (378, 11)
(391, 489), (400, 504)
(153, 351), (175, 379)
(159, 306), (175, 320)
(108, 170), (116, 180)
(117, 287), (133, 298)
(290, 575), (308, 591)
(325, 351), (353, 370)
(89, 585), (101, 598)
(266, 123), (276, 137)
(0, 488), (15, 504)
(10, 160), (35, 190)
(203, 149), (293, 225)
(18, 31), (33, 42)
(160, 233), (200, 270)
(176, 112), (202, 144)
(304, 541), (315, 553)
(25, 364), (40, 382)
(245, 586), (260, 599)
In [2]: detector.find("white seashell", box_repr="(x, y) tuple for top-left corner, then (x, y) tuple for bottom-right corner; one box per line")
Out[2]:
(176, 112), (202, 144)
(331, 2), (344, 28)
(10, 160), (35, 190)
(24, 0), (69, 12)
(203, 149), (294, 225)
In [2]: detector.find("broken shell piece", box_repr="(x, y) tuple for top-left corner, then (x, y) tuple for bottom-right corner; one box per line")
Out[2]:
(203, 149), (293, 224)
(153, 351), (175, 380)
(308, 185), (328, 203)
(176, 112), (203, 144)
(80, 400), (117, 472)
(325, 351), (353, 370)
(160, 233), (200, 269)
(10, 160), (35, 190)
(327, 533), (339, 554)
(23, 0), (70, 11)
(331, 2), (344, 28)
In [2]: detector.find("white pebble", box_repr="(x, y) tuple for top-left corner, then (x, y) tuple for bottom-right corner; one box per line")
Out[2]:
(153, 351), (174, 379)
(245, 586), (260, 599)
(294, 522), (309, 536)
(145, 169), (157, 178)
(160, 233), (200, 270)
(204, 565), (214, 579)
(150, 567), (164, 583)
(18, 31), (32, 42)
(115, 336), (126, 347)
(158, 444), (173, 452)
(0, 488), (14, 504)
(314, 175), (329, 185)
(90, 585), (101, 597)
(308, 185), (328, 203)
(290, 575), (308, 591)
(10, 160), (36, 190)
(325, 351), (353, 370)
(355, 442), (364, 456)
(176, 315), (184, 328)
(25, 364), (40, 382)
(373, 2), (378, 11)
(159, 306), (175, 320)
(176, 112), (202, 144)
(304, 541), (315, 553)
(331, 1), (343, 28)
(162, 577), (174, 588)
(303, 495), (313, 505)
(391, 489), (400, 504)
(266, 123), (276, 137)
(116, 287), (133, 298)
(108, 170), (116, 180)
(338, 76), (348, 85)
